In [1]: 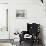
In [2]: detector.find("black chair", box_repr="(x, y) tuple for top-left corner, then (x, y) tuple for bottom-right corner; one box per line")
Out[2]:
(19, 23), (40, 45)
(27, 23), (40, 43)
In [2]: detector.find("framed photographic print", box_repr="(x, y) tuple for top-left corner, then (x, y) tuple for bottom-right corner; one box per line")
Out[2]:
(16, 9), (26, 18)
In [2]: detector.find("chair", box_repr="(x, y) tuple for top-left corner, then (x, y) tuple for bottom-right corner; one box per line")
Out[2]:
(19, 23), (40, 46)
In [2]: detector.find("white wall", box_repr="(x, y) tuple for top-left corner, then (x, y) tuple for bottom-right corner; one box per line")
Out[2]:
(8, 0), (46, 46)
(0, 0), (46, 46)
(0, 0), (13, 46)
(0, 0), (8, 3)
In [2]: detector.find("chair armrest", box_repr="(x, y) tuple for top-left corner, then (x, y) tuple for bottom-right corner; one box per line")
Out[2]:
(22, 31), (28, 35)
(19, 31), (27, 41)
(19, 34), (24, 41)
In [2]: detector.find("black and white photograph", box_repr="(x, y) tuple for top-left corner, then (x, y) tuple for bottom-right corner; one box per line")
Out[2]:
(16, 9), (26, 18)
(0, 0), (46, 46)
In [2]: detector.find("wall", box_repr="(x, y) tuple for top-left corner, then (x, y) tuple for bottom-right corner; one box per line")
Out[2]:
(9, 0), (44, 36)
(0, 0), (46, 46)
(0, 0), (13, 46)
(0, 0), (8, 3)
(9, 0), (46, 45)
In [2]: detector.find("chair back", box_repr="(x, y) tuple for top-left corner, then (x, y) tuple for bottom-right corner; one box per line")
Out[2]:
(27, 23), (40, 36)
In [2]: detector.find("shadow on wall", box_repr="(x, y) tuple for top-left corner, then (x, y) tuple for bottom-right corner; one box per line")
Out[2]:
(40, 25), (45, 46)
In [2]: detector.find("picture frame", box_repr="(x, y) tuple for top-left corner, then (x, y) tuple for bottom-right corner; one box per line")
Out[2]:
(16, 9), (27, 18)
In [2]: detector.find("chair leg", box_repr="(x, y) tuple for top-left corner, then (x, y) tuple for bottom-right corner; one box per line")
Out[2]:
(20, 41), (21, 45)
(30, 39), (34, 46)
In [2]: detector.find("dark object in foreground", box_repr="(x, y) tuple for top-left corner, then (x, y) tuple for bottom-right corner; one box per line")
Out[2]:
(19, 23), (43, 46)
(41, 0), (43, 3)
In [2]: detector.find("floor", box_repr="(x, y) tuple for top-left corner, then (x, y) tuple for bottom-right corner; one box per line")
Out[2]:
(19, 41), (43, 46)
(0, 39), (43, 46)
(0, 43), (13, 46)
(0, 41), (43, 46)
